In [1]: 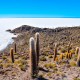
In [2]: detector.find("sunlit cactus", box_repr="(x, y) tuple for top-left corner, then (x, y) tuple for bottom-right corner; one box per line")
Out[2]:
(10, 48), (14, 63)
(69, 52), (72, 59)
(68, 53), (71, 59)
(66, 52), (68, 59)
(75, 47), (79, 54)
(54, 43), (57, 61)
(35, 32), (40, 66)
(14, 43), (17, 53)
(77, 48), (80, 67)
(55, 56), (58, 62)
(29, 37), (37, 78)
(60, 53), (63, 60)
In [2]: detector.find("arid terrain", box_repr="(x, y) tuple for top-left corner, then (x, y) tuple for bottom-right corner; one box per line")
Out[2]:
(0, 25), (80, 80)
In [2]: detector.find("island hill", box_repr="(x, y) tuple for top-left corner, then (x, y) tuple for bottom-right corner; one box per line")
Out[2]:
(7, 25), (80, 52)
(5, 25), (80, 55)
(0, 25), (80, 80)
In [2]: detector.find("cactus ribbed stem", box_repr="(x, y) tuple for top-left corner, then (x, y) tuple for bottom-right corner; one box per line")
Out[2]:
(69, 53), (72, 59)
(54, 44), (57, 61)
(35, 32), (40, 66)
(75, 47), (79, 54)
(68, 53), (70, 59)
(10, 48), (14, 63)
(29, 37), (37, 78)
(60, 54), (63, 60)
(14, 43), (16, 53)
(77, 48), (80, 67)
(66, 52), (68, 59)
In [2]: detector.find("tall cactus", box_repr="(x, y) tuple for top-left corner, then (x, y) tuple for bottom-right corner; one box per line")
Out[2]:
(29, 37), (37, 78)
(35, 32), (40, 66)
(75, 47), (79, 54)
(54, 44), (57, 61)
(14, 43), (16, 53)
(10, 48), (14, 63)
(77, 48), (80, 67)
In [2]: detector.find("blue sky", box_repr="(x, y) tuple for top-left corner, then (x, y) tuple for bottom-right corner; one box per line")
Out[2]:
(0, 0), (80, 18)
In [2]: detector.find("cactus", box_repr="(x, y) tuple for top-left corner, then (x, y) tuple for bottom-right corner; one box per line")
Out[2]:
(14, 43), (17, 53)
(60, 53), (63, 60)
(75, 47), (79, 54)
(67, 44), (71, 53)
(69, 52), (72, 59)
(35, 32), (40, 66)
(68, 53), (71, 59)
(65, 52), (71, 59)
(55, 56), (58, 62)
(54, 44), (57, 61)
(29, 37), (37, 78)
(65, 52), (68, 59)
(10, 48), (14, 63)
(77, 48), (80, 67)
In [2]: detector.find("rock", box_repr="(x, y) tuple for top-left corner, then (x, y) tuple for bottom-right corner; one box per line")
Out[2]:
(6, 29), (12, 32)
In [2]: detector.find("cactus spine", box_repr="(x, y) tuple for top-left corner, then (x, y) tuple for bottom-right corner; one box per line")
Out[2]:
(77, 48), (80, 67)
(29, 37), (37, 78)
(54, 44), (57, 61)
(35, 32), (40, 66)
(10, 48), (14, 63)
(14, 43), (16, 53)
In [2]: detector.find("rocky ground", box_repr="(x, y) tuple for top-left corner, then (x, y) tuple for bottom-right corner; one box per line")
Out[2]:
(0, 25), (80, 80)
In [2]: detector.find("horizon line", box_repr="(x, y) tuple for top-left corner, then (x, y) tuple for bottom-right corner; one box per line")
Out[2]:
(0, 14), (80, 18)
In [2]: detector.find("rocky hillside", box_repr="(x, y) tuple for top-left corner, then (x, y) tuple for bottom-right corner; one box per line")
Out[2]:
(4, 25), (80, 56)
(0, 25), (80, 80)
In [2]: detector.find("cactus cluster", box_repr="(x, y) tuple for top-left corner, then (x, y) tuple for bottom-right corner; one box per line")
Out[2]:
(2, 31), (80, 80)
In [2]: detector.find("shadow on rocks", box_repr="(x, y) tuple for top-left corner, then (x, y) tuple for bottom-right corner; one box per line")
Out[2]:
(36, 77), (48, 80)
(39, 67), (49, 72)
